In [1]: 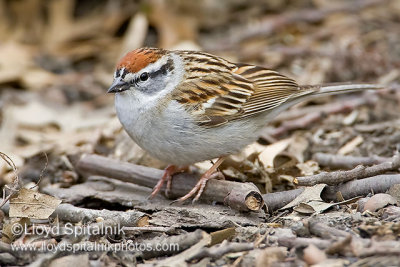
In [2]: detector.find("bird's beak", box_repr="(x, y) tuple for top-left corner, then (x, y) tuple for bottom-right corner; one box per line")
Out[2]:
(107, 77), (130, 93)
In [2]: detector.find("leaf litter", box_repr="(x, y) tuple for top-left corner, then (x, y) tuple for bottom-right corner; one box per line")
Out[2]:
(1, 0), (400, 266)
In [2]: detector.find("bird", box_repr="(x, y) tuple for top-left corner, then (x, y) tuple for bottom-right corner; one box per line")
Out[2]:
(107, 47), (381, 203)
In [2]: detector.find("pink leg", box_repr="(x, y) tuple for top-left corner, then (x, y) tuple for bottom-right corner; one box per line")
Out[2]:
(174, 157), (226, 203)
(150, 165), (186, 198)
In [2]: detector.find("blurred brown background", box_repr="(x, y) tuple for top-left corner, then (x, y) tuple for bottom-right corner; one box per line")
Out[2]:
(0, 0), (399, 178)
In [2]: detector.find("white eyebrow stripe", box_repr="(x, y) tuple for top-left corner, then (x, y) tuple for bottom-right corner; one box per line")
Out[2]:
(119, 68), (125, 77)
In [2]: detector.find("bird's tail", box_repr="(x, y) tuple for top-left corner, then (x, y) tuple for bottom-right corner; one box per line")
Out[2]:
(302, 83), (383, 97)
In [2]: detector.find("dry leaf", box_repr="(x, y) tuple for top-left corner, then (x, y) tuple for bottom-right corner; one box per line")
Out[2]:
(281, 184), (326, 210)
(294, 197), (361, 214)
(287, 134), (309, 163)
(294, 201), (334, 214)
(258, 138), (292, 167)
(210, 227), (236, 246)
(363, 193), (398, 212)
(1, 218), (30, 243)
(9, 188), (61, 219)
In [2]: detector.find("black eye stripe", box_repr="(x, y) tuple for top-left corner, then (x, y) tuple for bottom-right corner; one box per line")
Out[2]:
(149, 58), (174, 78)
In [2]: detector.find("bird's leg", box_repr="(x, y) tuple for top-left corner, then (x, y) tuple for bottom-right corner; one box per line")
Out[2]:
(175, 157), (226, 203)
(150, 165), (187, 198)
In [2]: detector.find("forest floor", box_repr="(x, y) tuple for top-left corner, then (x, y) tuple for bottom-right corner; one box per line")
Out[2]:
(0, 0), (400, 266)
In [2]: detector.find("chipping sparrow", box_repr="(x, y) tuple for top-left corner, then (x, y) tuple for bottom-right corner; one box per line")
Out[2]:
(108, 47), (381, 202)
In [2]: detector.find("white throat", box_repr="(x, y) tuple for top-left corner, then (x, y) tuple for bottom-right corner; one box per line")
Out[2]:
(114, 52), (185, 143)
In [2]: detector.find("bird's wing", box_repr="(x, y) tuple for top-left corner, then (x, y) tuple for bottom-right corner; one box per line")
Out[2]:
(173, 62), (315, 127)
(235, 64), (315, 119)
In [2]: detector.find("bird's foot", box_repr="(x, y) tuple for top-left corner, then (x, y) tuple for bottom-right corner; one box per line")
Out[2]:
(172, 157), (226, 204)
(149, 165), (187, 198)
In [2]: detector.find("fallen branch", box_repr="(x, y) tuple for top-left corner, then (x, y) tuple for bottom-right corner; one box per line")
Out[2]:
(263, 174), (400, 212)
(322, 174), (400, 202)
(186, 240), (254, 262)
(75, 154), (264, 212)
(263, 188), (305, 212)
(295, 154), (400, 186)
(51, 203), (147, 227)
(313, 153), (391, 169)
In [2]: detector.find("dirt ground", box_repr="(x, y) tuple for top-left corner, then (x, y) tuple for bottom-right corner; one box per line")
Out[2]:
(1, 0), (400, 266)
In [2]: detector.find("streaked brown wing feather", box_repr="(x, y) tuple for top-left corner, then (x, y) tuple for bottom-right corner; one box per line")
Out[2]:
(235, 65), (315, 118)
(173, 53), (316, 127)
(173, 72), (252, 126)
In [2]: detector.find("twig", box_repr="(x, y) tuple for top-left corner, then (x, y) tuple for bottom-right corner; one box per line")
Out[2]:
(186, 240), (254, 262)
(51, 203), (147, 227)
(263, 188), (305, 212)
(0, 152), (20, 209)
(322, 174), (400, 202)
(263, 174), (400, 211)
(30, 152), (48, 190)
(295, 154), (400, 186)
(140, 229), (206, 259)
(75, 154), (264, 212)
(313, 153), (391, 169)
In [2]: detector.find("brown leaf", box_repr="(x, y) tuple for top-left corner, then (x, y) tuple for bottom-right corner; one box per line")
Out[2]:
(9, 188), (61, 219)
(210, 227), (236, 246)
(363, 193), (398, 212)
(281, 184), (326, 210)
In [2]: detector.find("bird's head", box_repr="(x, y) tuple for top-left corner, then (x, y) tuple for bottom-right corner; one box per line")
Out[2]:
(107, 48), (175, 95)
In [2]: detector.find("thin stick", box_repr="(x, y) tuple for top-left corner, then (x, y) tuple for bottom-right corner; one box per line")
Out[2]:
(75, 154), (264, 211)
(0, 152), (20, 208)
(295, 154), (400, 186)
(313, 153), (391, 169)
(30, 152), (48, 189)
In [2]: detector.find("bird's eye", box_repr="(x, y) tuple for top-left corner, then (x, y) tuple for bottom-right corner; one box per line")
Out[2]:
(140, 72), (149, 81)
